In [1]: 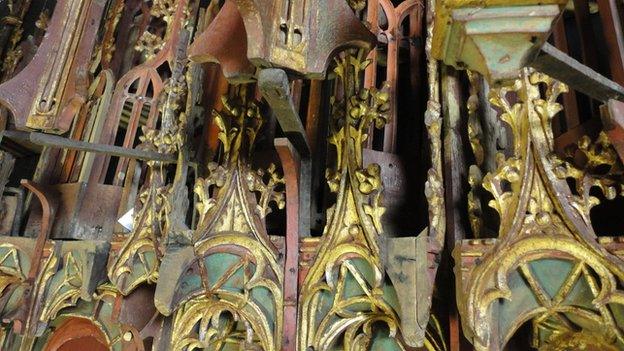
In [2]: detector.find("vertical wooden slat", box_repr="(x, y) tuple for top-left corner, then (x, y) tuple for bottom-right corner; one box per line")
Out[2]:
(364, 0), (380, 90)
(552, 17), (581, 132)
(305, 80), (322, 156)
(383, 28), (399, 153)
(290, 79), (303, 111)
(573, 0), (599, 69)
(597, 0), (624, 84)
(442, 66), (470, 351)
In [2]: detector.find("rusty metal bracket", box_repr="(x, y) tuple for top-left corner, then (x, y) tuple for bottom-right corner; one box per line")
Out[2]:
(21, 180), (56, 281)
(15, 180), (57, 336)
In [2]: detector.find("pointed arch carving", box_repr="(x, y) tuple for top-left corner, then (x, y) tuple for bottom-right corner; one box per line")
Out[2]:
(456, 70), (624, 351)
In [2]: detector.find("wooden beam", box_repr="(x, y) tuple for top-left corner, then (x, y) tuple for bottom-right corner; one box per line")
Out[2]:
(530, 43), (624, 102)
(552, 18), (581, 131)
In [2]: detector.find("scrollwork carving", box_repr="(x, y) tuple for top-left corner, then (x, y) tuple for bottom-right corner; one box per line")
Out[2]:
(551, 131), (624, 225)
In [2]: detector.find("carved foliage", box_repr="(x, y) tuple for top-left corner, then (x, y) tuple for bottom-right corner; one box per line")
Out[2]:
(36, 251), (84, 324)
(551, 131), (624, 226)
(0, 242), (29, 320)
(171, 89), (284, 351)
(135, 0), (185, 61)
(298, 51), (406, 350)
(108, 32), (192, 295)
(459, 70), (624, 351)
(108, 167), (167, 294)
(466, 71), (484, 237)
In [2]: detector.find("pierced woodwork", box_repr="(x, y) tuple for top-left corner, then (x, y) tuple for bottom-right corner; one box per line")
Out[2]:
(0, 0), (623, 350)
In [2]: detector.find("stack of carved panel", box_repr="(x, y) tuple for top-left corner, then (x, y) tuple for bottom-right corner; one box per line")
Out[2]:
(0, 0), (623, 350)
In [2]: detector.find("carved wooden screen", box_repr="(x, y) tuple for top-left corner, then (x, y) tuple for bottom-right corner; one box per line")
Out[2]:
(0, 0), (623, 350)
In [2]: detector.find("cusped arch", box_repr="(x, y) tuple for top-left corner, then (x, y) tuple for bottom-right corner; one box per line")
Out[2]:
(463, 235), (624, 351)
(155, 234), (283, 351)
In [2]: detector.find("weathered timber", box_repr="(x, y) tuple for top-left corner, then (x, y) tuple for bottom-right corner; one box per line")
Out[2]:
(530, 43), (624, 102)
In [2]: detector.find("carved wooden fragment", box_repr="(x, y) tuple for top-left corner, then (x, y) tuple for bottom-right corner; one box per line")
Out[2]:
(188, 0), (377, 79)
(365, 0), (421, 152)
(0, 0), (106, 133)
(1, 0), (623, 350)
(455, 70), (624, 350)
(297, 50), (408, 350)
(155, 88), (285, 350)
(89, 0), (189, 185)
(432, 0), (567, 83)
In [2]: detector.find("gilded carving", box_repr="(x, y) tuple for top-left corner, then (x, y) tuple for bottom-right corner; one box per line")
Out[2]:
(0, 0), (107, 133)
(151, 0), (178, 23)
(1, 28), (23, 76)
(99, 0), (124, 67)
(466, 71), (484, 237)
(135, 0), (188, 62)
(425, 0), (446, 247)
(456, 70), (624, 350)
(37, 251), (83, 323)
(467, 71), (485, 167)
(33, 283), (137, 351)
(551, 131), (624, 226)
(0, 244), (25, 296)
(170, 88), (284, 350)
(3, 0), (620, 349)
(4, 239), (110, 350)
(108, 164), (167, 294)
(298, 50), (406, 350)
(108, 14), (192, 293)
(34, 10), (49, 31)
(135, 31), (165, 62)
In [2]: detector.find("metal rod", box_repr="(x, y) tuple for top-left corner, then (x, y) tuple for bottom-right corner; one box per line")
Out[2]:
(2, 130), (177, 163)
